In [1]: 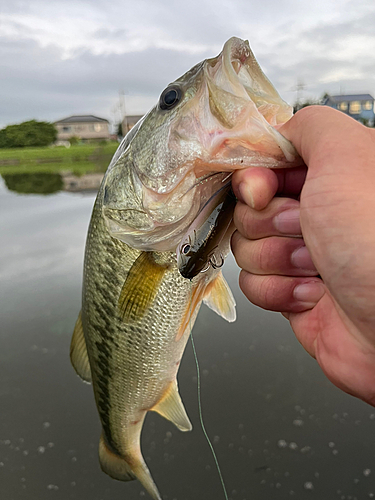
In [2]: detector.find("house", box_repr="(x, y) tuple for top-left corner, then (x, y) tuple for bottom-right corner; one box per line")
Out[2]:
(323, 94), (375, 125)
(54, 115), (110, 142)
(121, 115), (144, 135)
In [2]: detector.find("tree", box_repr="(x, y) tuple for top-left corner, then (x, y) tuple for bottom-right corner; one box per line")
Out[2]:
(293, 93), (330, 113)
(293, 98), (320, 113)
(0, 120), (57, 148)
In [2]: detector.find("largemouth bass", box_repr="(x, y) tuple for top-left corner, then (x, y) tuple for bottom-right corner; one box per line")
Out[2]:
(70, 37), (300, 500)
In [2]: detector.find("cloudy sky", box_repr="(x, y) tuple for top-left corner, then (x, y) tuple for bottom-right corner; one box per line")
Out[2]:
(1, 0), (375, 128)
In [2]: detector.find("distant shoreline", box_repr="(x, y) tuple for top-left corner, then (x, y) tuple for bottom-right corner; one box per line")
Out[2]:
(0, 142), (118, 176)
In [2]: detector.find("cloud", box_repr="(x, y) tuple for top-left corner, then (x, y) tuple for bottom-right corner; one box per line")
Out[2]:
(0, 36), (211, 126)
(0, 0), (375, 127)
(255, 4), (375, 102)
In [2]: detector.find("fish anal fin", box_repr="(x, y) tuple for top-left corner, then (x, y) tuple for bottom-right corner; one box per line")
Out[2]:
(151, 381), (192, 432)
(70, 311), (92, 383)
(203, 271), (236, 322)
(99, 433), (162, 500)
(118, 252), (169, 323)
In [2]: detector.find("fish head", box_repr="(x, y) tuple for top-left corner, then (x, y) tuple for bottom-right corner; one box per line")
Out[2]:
(102, 37), (300, 252)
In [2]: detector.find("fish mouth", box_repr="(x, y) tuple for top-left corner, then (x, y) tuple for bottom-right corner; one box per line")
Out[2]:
(198, 37), (300, 168)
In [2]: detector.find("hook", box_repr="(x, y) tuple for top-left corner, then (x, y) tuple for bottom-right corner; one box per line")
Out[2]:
(209, 253), (224, 269)
(200, 261), (211, 273)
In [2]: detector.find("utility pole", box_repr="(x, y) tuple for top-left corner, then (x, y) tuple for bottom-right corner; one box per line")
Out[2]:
(294, 79), (306, 110)
(111, 105), (120, 135)
(119, 90), (127, 137)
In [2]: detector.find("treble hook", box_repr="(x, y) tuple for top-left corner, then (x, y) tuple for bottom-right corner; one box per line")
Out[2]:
(200, 261), (211, 273)
(209, 253), (224, 270)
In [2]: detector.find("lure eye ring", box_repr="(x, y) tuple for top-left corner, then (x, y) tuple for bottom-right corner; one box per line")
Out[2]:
(181, 243), (191, 255)
(159, 86), (183, 110)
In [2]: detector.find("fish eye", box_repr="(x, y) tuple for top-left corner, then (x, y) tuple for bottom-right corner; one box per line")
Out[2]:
(159, 86), (182, 110)
(181, 244), (191, 255)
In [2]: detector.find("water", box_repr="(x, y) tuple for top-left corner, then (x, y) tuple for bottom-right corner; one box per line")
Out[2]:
(1, 172), (375, 500)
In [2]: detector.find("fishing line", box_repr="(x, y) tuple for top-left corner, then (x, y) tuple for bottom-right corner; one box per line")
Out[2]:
(188, 281), (229, 500)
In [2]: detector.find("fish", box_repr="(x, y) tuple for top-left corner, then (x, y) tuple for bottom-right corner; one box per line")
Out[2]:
(177, 181), (237, 279)
(70, 36), (301, 500)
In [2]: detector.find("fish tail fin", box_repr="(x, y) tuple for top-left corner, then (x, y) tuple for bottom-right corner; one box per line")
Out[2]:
(99, 433), (162, 500)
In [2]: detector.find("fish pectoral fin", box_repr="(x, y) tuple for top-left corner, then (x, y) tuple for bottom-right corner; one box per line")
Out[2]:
(151, 381), (192, 432)
(203, 271), (236, 322)
(99, 433), (162, 500)
(118, 252), (169, 323)
(70, 310), (92, 383)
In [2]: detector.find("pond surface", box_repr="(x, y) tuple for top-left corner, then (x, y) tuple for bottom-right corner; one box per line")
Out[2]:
(1, 173), (375, 500)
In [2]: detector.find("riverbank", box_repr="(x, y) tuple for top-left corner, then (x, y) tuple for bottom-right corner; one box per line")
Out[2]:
(0, 142), (119, 175)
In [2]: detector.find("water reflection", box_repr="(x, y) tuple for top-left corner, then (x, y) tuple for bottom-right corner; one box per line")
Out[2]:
(1, 171), (103, 195)
(2, 172), (63, 195)
(1, 177), (375, 500)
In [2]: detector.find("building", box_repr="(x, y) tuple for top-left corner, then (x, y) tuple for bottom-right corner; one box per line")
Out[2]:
(323, 94), (375, 125)
(54, 115), (110, 142)
(121, 115), (144, 135)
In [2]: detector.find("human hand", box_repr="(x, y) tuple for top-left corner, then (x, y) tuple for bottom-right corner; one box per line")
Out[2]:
(231, 106), (375, 405)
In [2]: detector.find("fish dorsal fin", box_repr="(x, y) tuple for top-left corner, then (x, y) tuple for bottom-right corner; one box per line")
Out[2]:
(70, 311), (92, 383)
(118, 252), (169, 323)
(203, 271), (236, 322)
(151, 381), (192, 432)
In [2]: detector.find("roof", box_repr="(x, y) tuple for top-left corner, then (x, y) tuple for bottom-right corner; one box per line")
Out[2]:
(54, 115), (109, 124)
(122, 115), (144, 123)
(325, 94), (374, 103)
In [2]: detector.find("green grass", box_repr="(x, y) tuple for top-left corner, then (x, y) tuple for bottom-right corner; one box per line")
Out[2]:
(0, 142), (119, 175)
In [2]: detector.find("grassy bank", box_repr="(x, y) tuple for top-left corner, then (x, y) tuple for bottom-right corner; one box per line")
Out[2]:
(0, 142), (119, 175)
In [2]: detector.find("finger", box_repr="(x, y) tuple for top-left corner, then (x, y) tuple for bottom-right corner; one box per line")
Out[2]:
(273, 166), (307, 195)
(231, 167), (278, 210)
(231, 232), (318, 276)
(232, 165), (307, 212)
(234, 198), (301, 240)
(239, 271), (325, 313)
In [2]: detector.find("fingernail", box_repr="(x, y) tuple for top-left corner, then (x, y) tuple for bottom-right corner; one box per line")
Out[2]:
(274, 209), (301, 235)
(291, 246), (317, 272)
(293, 282), (325, 303)
(238, 182), (255, 208)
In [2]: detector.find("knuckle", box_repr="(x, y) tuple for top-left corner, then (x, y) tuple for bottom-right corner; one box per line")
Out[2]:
(260, 276), (280, 306)
(257, 238), (274, 273)
(234, 202), (254, 238)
